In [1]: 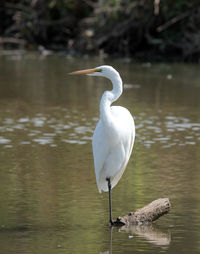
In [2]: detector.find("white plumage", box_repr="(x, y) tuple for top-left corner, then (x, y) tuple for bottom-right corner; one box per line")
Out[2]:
(70, 65), (135, 224)
(93, 105), (135, 192)
(91, 66), (135, 193)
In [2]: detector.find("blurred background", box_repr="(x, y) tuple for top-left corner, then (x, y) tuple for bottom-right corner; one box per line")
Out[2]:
(0, 1), (200, 254)
(1, 0), (200, 61)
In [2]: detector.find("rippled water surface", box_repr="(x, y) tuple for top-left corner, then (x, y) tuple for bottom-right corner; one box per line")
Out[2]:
(0, 55), (200, 254)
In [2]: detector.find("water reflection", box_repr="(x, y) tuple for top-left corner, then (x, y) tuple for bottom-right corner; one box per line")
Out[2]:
(0, 56), (200, 254)
(119, 224), (171, 247)
(101, 224), (171, 254)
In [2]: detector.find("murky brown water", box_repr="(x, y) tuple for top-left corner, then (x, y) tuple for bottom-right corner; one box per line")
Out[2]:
(0, 55), (200, 254)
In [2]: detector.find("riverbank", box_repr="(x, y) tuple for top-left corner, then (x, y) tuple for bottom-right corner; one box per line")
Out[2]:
(1, 1), (200, 62)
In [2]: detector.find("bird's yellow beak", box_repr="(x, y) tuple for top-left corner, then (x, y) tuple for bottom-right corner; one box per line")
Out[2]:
(69, 68), (101, 75)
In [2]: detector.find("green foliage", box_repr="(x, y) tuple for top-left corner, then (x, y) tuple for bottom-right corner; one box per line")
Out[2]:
(1, 0), (200, 61)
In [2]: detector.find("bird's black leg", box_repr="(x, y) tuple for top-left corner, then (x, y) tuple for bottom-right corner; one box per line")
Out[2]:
(107, 178), (114, 226)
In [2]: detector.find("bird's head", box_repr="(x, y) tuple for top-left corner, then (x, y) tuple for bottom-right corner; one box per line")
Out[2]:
(70, 65), (119, 79)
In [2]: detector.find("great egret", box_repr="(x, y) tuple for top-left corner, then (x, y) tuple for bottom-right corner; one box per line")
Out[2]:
(70, 65), (135, 225)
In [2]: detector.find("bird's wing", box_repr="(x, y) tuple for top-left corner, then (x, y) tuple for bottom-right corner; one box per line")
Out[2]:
(108, 106), (135, 189)
(92, 120), (110, 193)
(92, 106), (135, 193)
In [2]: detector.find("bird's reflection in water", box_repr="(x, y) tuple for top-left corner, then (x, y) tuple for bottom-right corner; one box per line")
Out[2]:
(100, 224), (171, 254)
(99, 227), (114, 254)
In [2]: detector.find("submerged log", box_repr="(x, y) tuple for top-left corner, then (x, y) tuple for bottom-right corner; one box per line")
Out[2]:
(113, 198), (171, 226)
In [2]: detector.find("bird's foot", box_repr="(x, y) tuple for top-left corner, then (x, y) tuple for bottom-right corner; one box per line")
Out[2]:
(109, 219), (114, 226)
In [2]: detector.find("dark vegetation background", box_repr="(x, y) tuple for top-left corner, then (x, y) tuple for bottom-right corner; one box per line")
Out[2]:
(1, 0), (200, 61)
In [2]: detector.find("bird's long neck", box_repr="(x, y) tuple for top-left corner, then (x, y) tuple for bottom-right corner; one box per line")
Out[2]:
(100, 73), (123, 123)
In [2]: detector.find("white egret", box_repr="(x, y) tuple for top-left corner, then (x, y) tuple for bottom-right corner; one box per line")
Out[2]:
(70, 65), (135, 225)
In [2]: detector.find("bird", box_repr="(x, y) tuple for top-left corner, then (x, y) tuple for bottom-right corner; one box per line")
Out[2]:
(70, 65), (135, 225)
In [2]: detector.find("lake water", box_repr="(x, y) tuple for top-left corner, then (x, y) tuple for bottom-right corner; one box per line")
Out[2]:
(0, 54), (200, 254)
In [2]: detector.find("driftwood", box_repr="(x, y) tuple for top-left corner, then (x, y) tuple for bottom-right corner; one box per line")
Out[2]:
(113, 198), (171, 226)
